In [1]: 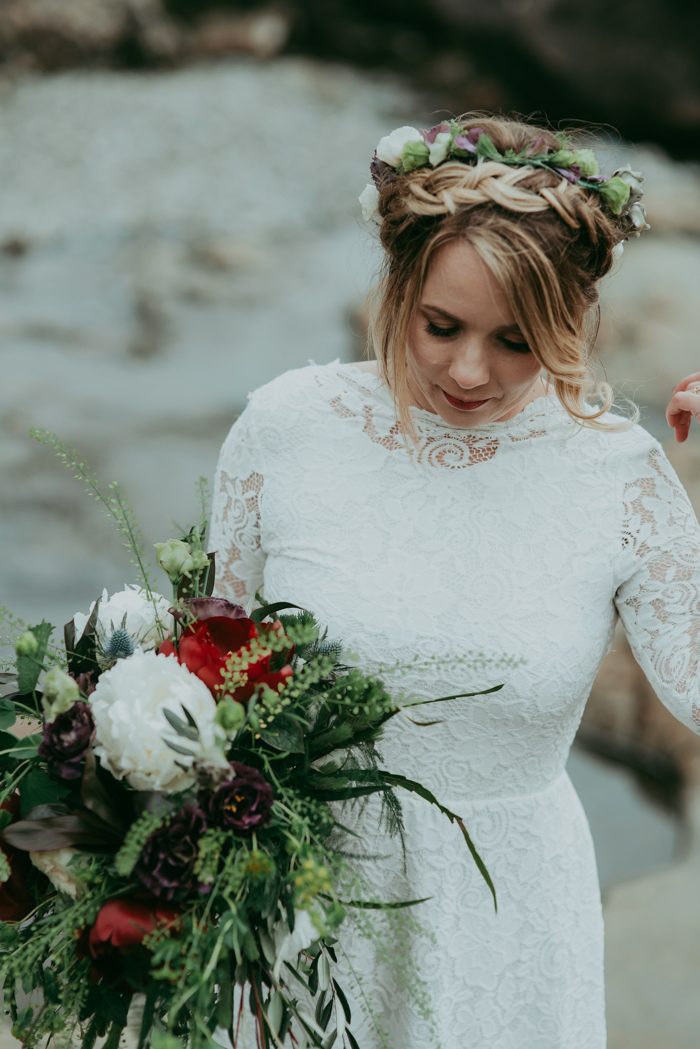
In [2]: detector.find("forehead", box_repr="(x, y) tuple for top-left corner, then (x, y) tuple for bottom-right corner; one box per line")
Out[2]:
(422, 240), (514, 324)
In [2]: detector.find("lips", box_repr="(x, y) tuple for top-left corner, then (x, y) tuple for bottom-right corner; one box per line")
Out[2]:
(442, 388), (491, 410)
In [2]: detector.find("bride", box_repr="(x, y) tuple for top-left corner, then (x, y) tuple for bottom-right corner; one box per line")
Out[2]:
(207, 112), (700, 1048)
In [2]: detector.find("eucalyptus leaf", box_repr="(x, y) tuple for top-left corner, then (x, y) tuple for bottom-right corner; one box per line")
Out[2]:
(163, 738), (196, 757)
(345, 1027), (361, 1049)
(331, 980), (351, 1023)
(249, 599), (307, 624)
(266, 990), (284, 1036)
(162, 707), (200, 742)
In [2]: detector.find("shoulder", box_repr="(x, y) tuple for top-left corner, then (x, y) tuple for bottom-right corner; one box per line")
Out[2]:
(245, 359), (340, 418)
(571, 405), (662, 465)
(218, 360), (343, 462)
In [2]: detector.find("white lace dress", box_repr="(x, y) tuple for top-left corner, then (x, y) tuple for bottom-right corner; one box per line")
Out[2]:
(208, 358), (700, 1049)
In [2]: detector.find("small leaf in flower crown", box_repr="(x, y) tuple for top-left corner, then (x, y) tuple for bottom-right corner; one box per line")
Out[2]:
(474, 132), (502, 162)
(400, 139), (430, 172)
(596, 176), (631, 216)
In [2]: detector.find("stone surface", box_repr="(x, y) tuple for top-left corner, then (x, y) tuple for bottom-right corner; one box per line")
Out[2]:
(604, 786), (700, 1049)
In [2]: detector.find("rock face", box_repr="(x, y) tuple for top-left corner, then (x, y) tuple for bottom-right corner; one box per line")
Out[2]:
(0, 0), (180, 68)
(0, 1), (698, 158)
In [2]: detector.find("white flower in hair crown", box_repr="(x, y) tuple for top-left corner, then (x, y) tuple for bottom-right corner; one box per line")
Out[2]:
(358, 120), (650, 248)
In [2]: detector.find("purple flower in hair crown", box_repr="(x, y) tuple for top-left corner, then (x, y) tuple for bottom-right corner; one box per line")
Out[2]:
(358, 120), (649, 243)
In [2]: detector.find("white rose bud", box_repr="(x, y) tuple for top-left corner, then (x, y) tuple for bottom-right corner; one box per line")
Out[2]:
(154, 538), (195, 582)
(428, 131), (453, 167)
(42, 667), (80, 720)
(375, 125), (425, 167)
(358, 182), (380, 223)
(628, 202), (650, 231)
(612, 164), (644, 190)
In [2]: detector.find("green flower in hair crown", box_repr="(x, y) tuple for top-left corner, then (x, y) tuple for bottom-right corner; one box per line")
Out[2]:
(358, 121), (650, 247)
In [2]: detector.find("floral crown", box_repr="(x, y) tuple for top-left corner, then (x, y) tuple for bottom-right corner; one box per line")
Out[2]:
(359, 120), (649, 246)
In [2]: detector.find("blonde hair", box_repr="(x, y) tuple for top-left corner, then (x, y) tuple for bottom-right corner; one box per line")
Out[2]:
(364, 113), (640, 447)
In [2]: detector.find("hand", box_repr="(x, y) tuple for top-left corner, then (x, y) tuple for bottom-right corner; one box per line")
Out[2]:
(666, 374), (700, 443)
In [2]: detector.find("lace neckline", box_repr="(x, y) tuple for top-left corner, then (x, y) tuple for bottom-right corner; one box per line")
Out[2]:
(328, 359), (570, 437)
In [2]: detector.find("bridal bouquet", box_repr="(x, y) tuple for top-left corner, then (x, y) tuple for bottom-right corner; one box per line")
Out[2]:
(0, 431), (499, 1049)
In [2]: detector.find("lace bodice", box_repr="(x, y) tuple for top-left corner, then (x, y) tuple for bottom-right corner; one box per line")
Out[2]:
(209, 357), (700, 803)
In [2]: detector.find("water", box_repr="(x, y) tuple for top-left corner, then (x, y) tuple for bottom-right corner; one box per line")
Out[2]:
(566, 742), (680, 896)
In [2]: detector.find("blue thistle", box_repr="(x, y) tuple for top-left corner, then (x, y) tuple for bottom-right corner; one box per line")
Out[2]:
(105, 627), (135, 660)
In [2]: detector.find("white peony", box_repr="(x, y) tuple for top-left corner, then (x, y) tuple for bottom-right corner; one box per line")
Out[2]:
(89, 650), (222, 793)
(375, 125), (424, 167)
(358, 181), (380, 223)
(30, 848), (84, 898)
(73, 584), (174, 655)
(428, 130), (452, 166)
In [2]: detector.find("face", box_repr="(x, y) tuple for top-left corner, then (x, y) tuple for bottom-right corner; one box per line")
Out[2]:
(406, 239), (546, 425)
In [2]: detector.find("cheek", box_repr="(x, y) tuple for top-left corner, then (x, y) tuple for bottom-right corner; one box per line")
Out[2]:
(505, 355), (542, 386)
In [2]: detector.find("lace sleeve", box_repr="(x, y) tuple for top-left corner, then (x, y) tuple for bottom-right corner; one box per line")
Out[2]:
(208, 398), (266, 617)
(614, 439), (700, 734)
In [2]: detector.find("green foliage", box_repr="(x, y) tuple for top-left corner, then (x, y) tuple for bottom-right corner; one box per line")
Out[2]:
(29, 429), (158, 600)
(19, 767), (73, 816)
(114, 810), (171, 877)
(16, 621), (53, 696)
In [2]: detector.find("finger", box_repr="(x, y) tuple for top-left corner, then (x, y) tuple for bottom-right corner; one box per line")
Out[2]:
(667, 391), (700, 441)
(672, 373), (700, 394)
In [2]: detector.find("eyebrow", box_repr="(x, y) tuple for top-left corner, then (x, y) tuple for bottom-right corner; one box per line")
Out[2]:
(421, 303), (523, 334)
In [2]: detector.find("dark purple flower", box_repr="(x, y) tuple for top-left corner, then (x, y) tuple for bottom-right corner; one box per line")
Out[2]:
(453, 127), (483, 154)
(422, 120), (451, 145)
(204, 762), (273, 835)
(38, 701), (95, 780)
(554, 165), (581, 183)
(133, 802), (209, 902)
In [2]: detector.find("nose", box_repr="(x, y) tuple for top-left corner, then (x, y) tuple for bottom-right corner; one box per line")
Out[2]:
(446, 336), (490, 392)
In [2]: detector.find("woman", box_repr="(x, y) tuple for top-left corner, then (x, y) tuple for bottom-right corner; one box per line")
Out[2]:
(208, 113), (700, 1049)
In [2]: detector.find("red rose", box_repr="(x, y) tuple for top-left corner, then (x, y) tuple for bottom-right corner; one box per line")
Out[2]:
(79, 897), (179, 987)
(159, 600), (293, 701)
(88, 898), (179, 955)
(0, 793), (37, 922)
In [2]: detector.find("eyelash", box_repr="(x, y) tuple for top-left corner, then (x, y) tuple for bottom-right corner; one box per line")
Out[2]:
(423, 320), (531, 354)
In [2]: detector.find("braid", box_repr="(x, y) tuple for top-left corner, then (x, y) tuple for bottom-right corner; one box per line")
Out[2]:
(396, 162), (599, 237)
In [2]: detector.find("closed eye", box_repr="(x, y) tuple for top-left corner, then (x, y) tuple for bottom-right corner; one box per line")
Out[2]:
(424, 321), (530, 353)
(499, 338), (531, 354)
(423, 321), (458, 339)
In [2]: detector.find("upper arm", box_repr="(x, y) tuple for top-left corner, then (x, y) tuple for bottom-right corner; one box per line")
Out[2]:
(208, 399), (267, 617)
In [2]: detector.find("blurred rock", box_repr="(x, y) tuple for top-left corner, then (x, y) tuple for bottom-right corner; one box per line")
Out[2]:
(431, 0), (700, 158)
(597, 233), (700, 417)
(0, 1), (698, 157)
(0, 0), (181, 70)
(190, 6), (291, 61)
